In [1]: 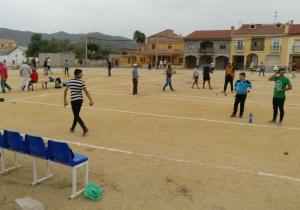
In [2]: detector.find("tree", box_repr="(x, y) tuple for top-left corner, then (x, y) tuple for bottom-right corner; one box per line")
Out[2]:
(133, 31), (146, 44)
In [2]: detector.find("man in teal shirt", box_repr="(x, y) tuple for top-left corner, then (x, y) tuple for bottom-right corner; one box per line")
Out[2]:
(269, 68), (292, 125)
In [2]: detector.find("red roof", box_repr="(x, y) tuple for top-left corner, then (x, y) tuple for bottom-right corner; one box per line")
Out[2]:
(289, 24), (300, 35)
(184, 30), (232, 41)
(233, 24), (286, 36)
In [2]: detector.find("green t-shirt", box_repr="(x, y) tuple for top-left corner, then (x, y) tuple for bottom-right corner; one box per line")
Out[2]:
(273, 76), (291, 98)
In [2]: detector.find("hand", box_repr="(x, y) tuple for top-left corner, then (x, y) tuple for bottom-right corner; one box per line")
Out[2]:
(64, 101), (68, 107)
(89, 101), (94, 106)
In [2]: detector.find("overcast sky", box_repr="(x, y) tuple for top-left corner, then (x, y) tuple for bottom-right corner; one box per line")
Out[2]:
(1, 0), (299, 38)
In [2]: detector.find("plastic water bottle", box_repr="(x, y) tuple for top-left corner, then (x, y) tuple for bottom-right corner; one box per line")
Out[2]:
(249, 112), (253, 124)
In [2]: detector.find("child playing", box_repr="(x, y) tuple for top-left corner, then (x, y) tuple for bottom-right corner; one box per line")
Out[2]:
(231, 72), (252, 118)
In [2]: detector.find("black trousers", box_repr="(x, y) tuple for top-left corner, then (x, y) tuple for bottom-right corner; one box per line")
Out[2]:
(224, 75), (234, 92)
(133, 78), (138, 95)
(273, 97), (286, 122)
(233, 94), (247, 116)
(108, 68), (111, 77)
(71, 100), (87, 130)
(65, 67), (69, 76)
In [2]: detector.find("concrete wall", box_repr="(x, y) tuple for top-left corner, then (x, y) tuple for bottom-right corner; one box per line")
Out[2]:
(39, 53), (76, 67)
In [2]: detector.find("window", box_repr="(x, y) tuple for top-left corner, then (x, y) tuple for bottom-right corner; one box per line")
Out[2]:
(151, 44), (156, 50)
(236, 40), (244, 51)
(267, 55), (280, 64)
(250, 24), (256, 29)
(188, 44), (194, 50)
(179, 58), (183, 63)
(168, 45), (172, 49)
(275, 23), (282, 28)
(220, 44), (226, 50)
(272, 38), (281, 52)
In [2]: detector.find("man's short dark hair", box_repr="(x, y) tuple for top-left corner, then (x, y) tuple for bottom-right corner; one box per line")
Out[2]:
(240, 72), (246, 76)
(278, 68), (286, 72)
(74, 69), (82, 76)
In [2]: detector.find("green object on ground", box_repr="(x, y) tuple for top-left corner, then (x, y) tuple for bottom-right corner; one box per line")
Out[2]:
(84, 183), (104, 201)
(0, 98), (4, 102)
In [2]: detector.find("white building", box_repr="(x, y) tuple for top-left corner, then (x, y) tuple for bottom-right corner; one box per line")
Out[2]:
(0, 47), (27, 66)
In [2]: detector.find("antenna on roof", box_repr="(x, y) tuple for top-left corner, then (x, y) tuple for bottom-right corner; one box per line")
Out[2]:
(238, 20), (242, 28)
(274, 11), (278, 23)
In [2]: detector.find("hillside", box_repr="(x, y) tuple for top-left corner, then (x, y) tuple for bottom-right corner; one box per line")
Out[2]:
(0, 28), (137, 49)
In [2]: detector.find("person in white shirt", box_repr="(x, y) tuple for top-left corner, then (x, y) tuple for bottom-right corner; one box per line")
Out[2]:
(192, 65), (200, 89)
(159, 60), (163, 69)
(273, 65), (279, 72)
(19, 62), (32, 91)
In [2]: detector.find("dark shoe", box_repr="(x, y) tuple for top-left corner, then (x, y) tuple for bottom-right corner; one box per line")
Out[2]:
(70, 128), (75, 133)
(231, 114), (237, 118)
(83, 128), (89, 136)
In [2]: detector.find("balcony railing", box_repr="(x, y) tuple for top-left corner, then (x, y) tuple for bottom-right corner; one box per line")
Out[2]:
(198, 48), (215, 54)
(270, 46), (281, 52)
(251, 46), (264, 51)
(235, 46), (244, 52)
(293, 46), (300, 53)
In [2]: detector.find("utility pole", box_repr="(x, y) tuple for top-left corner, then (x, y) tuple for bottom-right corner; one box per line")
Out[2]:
(85, 34), (88, 66)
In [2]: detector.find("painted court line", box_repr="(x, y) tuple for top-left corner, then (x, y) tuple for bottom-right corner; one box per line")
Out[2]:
(16, 100), (300, 131)
(43, 138), (300, 184)
(89, 90), (300, 109)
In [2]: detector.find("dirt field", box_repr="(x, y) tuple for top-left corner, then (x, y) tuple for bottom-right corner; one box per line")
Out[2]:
(0, 67), (300, 210)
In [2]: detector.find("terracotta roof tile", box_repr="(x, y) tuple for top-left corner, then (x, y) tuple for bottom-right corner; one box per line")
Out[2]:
(289, 24), (300, 35)
(233, 24), (286, 36)
(184, 30), (232, 41)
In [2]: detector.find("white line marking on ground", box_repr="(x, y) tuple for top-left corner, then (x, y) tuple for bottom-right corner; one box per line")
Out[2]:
(16, 100), (300, 131)
(89, 90), (300, 108)
(39, 138), (300, 184)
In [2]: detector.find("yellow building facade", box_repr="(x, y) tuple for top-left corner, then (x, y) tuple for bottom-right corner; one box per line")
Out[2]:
(231, 23), (290, 70)
(110, 29), (184, 68)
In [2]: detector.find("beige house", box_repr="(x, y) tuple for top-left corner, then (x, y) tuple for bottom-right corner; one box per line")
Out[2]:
(288, 23), (300, 71)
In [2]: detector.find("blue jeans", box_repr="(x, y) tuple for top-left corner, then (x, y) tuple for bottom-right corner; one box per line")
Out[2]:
(163, 77), (174, 90)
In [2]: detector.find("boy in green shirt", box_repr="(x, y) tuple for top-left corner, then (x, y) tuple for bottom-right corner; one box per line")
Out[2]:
(269, 68), (292, 125)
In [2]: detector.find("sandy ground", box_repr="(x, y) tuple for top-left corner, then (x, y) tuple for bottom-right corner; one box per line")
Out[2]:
(0, 67), (300, 210)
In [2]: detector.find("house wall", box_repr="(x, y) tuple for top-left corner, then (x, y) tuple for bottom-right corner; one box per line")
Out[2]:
(0, 48), (26, 66)
(184, 40), (231, 68)
(287, 36), (300, 68)
(231, 36), (289, 70)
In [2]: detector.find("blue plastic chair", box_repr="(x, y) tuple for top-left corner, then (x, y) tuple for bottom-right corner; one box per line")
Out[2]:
(5, 130), (27, 154)
(0, 130), (24, 174)
(25, 135), (53, 185)
(0, 132), (9, 149)
(48, 140), (89, 199)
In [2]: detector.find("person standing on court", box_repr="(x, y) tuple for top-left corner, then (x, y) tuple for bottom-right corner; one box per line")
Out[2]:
(291, 62), (296, 78)
(107, 60), (112, 77)
(269, 68), (292, 125)
(64, 59), (69, 77)
(231, 72), (252, 118)
(19, 61), (32, 91)
(203, 64), (213, 89)
(223, 63), (235, 94)
(192, 65), (200, 89)
(259, 62), (266, 77)
(64, 69), (94, 136)
(0, 61), (12, 93)
(163, 65), (175, 91)
(132, 64), (139, 95)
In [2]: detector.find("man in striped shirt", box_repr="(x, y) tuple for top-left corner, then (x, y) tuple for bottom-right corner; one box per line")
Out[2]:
(64, 69), (94, 136)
